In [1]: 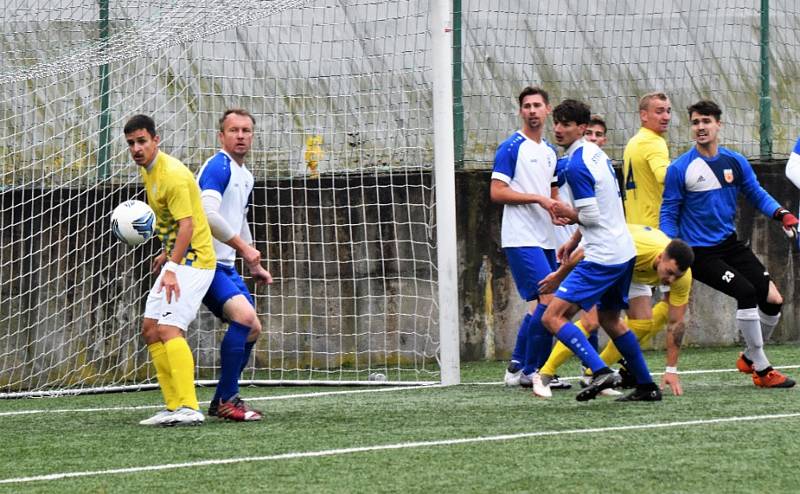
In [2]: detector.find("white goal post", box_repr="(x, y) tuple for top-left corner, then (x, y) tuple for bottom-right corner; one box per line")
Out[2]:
(0, 0), (460, 396)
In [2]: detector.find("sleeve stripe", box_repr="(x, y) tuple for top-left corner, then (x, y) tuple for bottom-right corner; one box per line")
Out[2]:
(491, 172), (512, 184)
(574, 197), (597, 208)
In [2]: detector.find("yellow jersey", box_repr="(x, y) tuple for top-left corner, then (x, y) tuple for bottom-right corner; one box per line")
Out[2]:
(140, 151), (216, 270)
(623, 127), (670, 228)
(629, 224), (691, 306)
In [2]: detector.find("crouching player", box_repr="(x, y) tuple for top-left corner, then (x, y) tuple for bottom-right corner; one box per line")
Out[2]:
(537, 224), (694, 397)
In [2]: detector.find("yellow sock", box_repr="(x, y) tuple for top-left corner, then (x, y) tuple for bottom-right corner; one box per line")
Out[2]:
(148, 342), (180, 411)
(164, 337), (199, 410)
(650, 301), (669, 335)
(599, 317), (651, 366)
(539, 320), (590, 376)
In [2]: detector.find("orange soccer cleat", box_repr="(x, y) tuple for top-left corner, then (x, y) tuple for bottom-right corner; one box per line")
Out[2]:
(752, 369), (796, 388)
(736, 352), (754, 374)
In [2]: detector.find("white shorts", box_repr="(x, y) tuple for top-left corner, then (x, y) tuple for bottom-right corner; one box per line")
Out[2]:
(144, 264), (215, 331)
(628, 282), (670, 300)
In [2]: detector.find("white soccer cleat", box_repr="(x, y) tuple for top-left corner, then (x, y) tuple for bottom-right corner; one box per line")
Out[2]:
(504, 368), (522, 386)
(163, 406), (205, 426)
(532, 372), (552, 398)
(139, 409), (175, 426)
(598, 388), (623, 397)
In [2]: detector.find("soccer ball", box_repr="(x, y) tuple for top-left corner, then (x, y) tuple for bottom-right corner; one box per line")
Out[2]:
(111, 200), (156, 246)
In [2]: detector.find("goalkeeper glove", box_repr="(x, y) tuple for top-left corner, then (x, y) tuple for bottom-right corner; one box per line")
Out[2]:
(774, 208), (799, 238)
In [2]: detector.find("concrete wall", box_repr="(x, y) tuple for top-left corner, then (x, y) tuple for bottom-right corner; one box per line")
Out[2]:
(2, 163), (798, 391)
(457, 161), (800, 361)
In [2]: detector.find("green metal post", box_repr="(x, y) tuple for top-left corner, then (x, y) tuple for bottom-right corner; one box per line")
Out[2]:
(759, 0), (772, 159)
(98, 0), (111, 180)
(452, 0), (464, 168)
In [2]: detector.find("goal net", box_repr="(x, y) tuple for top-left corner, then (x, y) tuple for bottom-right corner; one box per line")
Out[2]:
(0, 0), (453, 396)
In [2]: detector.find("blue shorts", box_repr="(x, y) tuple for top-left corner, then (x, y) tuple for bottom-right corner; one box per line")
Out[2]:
(202, 264), (254, 321)
(555, 258), (635, 312)
(504, 247), (557, 302)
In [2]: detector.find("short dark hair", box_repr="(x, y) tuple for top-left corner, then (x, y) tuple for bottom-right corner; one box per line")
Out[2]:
(552, 99), (591, 126)
(123, 114), (157, 137)
(687, 100), (722, 121)
(664, 239), (694, 272)
(219, 108), (256, 132)
(588, 114), (606, 132)
(518, 86), (550, 107)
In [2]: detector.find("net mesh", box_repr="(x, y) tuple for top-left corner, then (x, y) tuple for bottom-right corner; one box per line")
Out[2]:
(4, 0), (800, 395)
(1, 0), (440, 395)
(460, 0), (800, 166)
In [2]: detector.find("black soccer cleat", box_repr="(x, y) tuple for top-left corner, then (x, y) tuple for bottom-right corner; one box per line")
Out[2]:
(549, 375), (573, 390)
(617, 362), (637, 389)
(207, 399), (219, 418)
(576, 369), (621, 402)
(616, 384), (663, 402)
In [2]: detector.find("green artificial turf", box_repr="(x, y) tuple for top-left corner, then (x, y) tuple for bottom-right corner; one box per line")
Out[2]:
(2, 345), (799, 493)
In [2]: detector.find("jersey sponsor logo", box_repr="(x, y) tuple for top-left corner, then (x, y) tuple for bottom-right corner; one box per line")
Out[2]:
(558, 286), (568, 292)
(722, 270), (735, 283)
(723, 169), (734, 183)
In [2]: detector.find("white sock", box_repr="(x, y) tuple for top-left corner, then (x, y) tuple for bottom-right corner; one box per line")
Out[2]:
(759, 309), (781, 343)
(737, 308), (770, 372)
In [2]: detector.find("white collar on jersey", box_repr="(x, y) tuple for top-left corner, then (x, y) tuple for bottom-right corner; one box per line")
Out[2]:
(564, 137), (586, 158)
(219, 148), (246, 168)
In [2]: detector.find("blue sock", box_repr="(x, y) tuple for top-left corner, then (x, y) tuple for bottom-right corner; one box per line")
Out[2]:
(510, 314), (532, 369)
(588, 331), (599, 352)
(215, 322), (250, 403)
(555, 321), (607, 373)
(612, 330), (653, 384)
(523, 304), (553, 374)
(240, 340), (256, 374)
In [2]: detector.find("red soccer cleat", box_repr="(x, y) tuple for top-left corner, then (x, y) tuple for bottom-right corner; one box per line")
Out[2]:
(217, 396), (264, 422)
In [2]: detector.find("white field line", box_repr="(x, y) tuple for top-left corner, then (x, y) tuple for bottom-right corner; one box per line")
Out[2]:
(2, 364), (798, 417)
(2, 411), (800, 485)
(0, 385), (445, 417)
(468, 364), (800, 386)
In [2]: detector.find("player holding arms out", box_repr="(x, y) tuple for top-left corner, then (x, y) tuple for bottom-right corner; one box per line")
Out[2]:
(491, 86), (562, 388)
(198, 109), (273, 421)
(544, 99), (659, 402)
(126, 115), (216, 426)
(660, 100), (797, 388)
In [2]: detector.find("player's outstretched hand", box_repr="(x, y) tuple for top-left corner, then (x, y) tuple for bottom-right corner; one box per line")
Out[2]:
(774, 208), (798, 238)
(660, 371), (683, 396)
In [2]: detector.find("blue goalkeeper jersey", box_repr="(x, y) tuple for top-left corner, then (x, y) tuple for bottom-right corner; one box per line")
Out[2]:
(660, 145), (780, 246)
